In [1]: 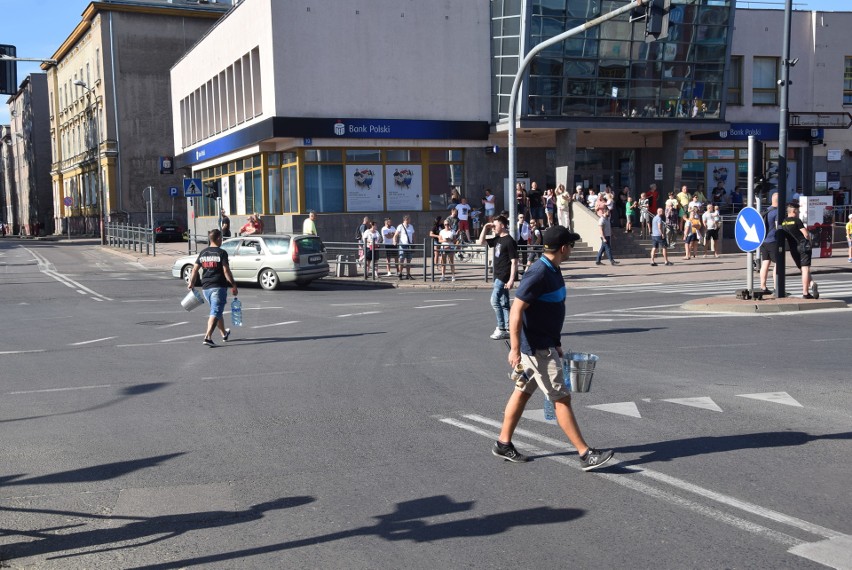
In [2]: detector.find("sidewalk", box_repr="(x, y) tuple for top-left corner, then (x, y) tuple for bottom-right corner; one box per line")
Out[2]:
(97, 239), (850, 293)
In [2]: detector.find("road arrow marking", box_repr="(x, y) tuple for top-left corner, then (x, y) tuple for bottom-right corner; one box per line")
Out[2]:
(587, 401), (642, 418)
(738, 215), (760, 243)
(662, 397), (723, 412)
(737, 392), (803, 407)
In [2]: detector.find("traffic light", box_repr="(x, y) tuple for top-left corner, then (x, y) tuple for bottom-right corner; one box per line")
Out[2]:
(645, 0), (670, 42)
(0, 45), (18, 96)
(750, 140), (766, 195)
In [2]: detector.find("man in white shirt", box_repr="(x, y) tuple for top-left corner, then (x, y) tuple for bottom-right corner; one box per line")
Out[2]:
(701, 204), (721, 257)
(393, 215), (416, 280)
(302, 210), (317, 236)
(381, 218), (398, 276)
(455, 198), (472, 242)
(482, 189), (496, 222)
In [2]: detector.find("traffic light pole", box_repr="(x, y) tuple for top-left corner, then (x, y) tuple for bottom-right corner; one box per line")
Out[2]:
(775, 0), (794, 298)
(507, 0), (651, 237)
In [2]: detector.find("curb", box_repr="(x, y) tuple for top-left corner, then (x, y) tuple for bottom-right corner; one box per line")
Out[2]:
(682, 296), (848, 313)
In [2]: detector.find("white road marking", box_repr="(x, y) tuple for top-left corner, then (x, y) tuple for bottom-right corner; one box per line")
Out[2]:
(440, 416), (802, 547)
(0, 350), (46, 355)
(200, 371), (299, 381)
(25, 247), (113, 302)
(414, 303), (457, 309)
(8, 384), (112, 395)
(811, 337), (852, 342)
(737, 391), (803, 408)
(422, 298), (472, 302)
(662, 397), (723, 412)
(250, 320), (299, 329)
(587, 401), (642, 418)
(336, 311), (381, 318)
(122, 299), (162, 303)
(329, 303), (381, 306)
(156, 321), (188, 329)
(788, 535), (852, 569)
(91, 297), (105, 302)
(117, 342), (182, 348)
(69, 337), (116, 346)
(160, 333), (205, 342)
(449, 414), (847, 545)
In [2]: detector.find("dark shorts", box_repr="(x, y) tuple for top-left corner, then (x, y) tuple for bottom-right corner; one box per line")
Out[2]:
(652, 235), (667, 248)
(759, 241), (777, 263)
(364, 248), (376, 261)
(790, 240), (812, 268)
(385, 244), (398, 258)
(398, 244), (413, 260)
(706, 228), (719, 240)
(685, 234), (698, 244)
(531, 206), (545, 220)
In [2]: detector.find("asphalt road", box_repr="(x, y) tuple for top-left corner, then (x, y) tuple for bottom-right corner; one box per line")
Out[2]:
(1, 239), (850, 569)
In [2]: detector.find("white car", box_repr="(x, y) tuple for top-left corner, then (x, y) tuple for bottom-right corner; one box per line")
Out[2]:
(172, 234), (329, 290)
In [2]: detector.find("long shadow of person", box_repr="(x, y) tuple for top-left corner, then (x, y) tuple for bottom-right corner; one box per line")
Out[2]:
(0, 496), (316, 562)
(120, 495), (584, 569)
(614, 430), (852, 466)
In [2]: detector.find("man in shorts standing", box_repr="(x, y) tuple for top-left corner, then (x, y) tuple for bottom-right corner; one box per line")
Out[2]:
(381, 217), (398, 276)
(492, 226), (615, 471)
(455, 198), (472, 243)
(478, 215), (518, 340)
(780, 202), (819, 299)
(702, 203), (721, 257)
(393, 215), (415, 280)
(650, 208), (673, 267)
(759, 192), (779, 295)
(188, 229), (238, 348)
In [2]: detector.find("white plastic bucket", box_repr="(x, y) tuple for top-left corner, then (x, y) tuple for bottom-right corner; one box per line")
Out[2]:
(563, 352), (599, 392)
(181, 289), (205, 312)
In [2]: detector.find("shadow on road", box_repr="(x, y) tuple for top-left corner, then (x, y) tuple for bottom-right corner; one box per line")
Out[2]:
(0, 453), (185, 488)
(0, 382), (170, 425)
(564, 327), (667, 337)
(0, 494), (582, 568)
(614, 430), (852, 466)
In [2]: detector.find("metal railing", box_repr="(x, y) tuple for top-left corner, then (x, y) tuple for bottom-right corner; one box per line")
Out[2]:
(106, 222), (156, 255)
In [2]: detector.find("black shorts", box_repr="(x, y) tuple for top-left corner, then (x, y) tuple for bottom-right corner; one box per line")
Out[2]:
(759, 241), (777, 263)
(791, 240), (812, 268)
(706, 228), (719, 241)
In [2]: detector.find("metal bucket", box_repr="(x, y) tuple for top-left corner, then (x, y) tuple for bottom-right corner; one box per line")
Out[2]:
(563, 352), (599, 393)
(181, 289), (205, 312)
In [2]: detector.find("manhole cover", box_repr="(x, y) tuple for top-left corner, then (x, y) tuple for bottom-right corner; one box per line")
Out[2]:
(136, 321), (172, 326)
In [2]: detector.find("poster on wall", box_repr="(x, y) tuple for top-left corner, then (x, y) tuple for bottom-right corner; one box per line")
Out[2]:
(706, 162), (735, 195)
(220, 177), (231, 215)
(345, 165), (384, 212)
(765, 161), (797, 195)
(235, 172), (246, 215)
(385, 165), (423, 211)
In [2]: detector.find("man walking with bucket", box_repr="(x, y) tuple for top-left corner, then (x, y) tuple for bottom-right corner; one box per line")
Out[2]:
(492, 225), (615, 471)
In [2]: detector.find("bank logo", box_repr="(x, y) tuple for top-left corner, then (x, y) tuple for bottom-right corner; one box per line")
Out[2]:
(719, 130), (728, 139)
(334, 121), (346, 136)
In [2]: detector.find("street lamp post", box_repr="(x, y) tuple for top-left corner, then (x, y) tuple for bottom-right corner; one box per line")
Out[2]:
(73, 79), (106, 245)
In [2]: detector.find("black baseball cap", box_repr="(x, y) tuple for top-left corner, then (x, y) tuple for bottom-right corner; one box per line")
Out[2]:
(543, 226), (581, 251)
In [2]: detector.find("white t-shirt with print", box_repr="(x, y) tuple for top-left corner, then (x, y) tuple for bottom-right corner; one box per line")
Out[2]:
(455, 203), (471, 220)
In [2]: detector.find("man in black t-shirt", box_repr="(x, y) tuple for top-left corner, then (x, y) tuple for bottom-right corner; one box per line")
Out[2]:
(478, 215), (518, 340)
(780, 202), (819, 299)
(188, 229), (238, 347)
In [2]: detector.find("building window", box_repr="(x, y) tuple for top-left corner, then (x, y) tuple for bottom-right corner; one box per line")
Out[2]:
(95, 48), (100, 80)
(844, 56), (852, 105)
(752, 56), (779, 106)
(727, 56), (742, 106)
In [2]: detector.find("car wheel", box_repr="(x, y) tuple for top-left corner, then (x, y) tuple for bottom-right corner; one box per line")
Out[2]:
(258, 268), (279, 290)
(181, 264), (193, 284)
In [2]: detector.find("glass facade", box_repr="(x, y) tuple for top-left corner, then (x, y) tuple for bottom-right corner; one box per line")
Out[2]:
(492, 0), (734, 122)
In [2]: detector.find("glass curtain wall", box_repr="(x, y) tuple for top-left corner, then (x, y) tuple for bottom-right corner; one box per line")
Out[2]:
(492, 0), (734, 122)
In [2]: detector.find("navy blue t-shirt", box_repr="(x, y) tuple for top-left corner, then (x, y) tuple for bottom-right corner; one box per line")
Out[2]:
(513, 256), (566, 355)
(764, 207), (778, 243)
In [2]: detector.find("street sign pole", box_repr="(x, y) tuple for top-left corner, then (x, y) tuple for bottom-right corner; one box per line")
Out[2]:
(775, 0), (794, 298)
(747, 136), (755, 294)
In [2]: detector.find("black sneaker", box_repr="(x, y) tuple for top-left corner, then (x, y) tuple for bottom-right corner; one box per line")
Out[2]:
(811, 281), (819, 299)
(222, 329), (231, 342)
(580, 448), (614, 471)
(759, 288), (773, 295)
(203, 338), (215, 348)
(492, 441), (529, 463)
(802, 293), (814, 299)
(650, 261), (658, 266)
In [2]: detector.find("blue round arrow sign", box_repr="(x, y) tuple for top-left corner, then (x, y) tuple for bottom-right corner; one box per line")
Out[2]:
(734, 206), (766, 253)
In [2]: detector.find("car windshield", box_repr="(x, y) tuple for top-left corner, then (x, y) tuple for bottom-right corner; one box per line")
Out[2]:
(295, 237), (324, 254)
(263, 237), (290, 255)
(156, 220), (179, 226)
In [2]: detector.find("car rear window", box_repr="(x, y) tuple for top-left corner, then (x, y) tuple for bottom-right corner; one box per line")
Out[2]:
(295, 237), (325, 254)
(264, 237), (290, 255)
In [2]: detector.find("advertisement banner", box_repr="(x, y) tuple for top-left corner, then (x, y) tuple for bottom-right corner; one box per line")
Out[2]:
(221, 177), (230, 214)
(386, 165), (423, 211)
(235, 172), (246, 215)
(707, 162), (735, 195)
(345, 165), (384, 212)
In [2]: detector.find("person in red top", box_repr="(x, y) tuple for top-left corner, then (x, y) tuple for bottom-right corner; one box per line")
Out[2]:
(647, 183), (659, 215)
